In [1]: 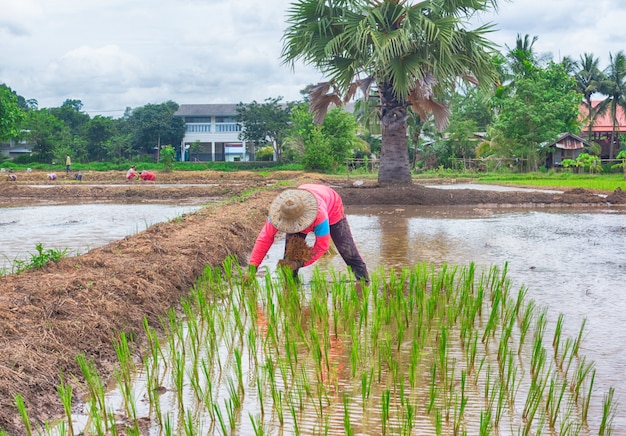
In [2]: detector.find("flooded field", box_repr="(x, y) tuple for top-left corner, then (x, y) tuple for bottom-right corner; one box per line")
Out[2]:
(0, 203), (202, 272)
(2, 201), (625, 434)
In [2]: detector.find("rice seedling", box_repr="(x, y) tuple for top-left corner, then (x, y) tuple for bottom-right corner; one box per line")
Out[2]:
(599, 387), (617, 436)
(14, 395), (33, 436)
(545, 374), (568, 430)
(572, 318), (587, 358)
(342, 393), (353, 436)
(381, 388), (391, 435)
(581, 368), (595, 425)
(249, 413), (265, 436)
(56, 372), (75, 436)
(37, 258), (619, 436)
(571, 357), (595, 404)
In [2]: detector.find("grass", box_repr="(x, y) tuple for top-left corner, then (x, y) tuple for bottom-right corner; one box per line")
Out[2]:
(2, 243), (69, 276)
(473, 171), (626, 191)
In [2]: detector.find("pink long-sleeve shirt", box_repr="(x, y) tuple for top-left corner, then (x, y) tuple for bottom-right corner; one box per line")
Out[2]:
(248, 184), (345, 268)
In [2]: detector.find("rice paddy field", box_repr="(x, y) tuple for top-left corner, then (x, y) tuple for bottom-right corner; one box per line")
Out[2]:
(7, 204), (624, 436)
(20, 258), (612, 436)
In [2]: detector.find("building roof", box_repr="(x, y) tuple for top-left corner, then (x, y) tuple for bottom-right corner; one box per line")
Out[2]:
(547, 132), (592, 150)
(580, 101), (626, 133)
(174, 104), (239, 117)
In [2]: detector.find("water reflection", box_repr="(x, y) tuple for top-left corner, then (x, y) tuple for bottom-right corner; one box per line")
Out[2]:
(262, 205), (626, 428)
(0, 203), (202, 271)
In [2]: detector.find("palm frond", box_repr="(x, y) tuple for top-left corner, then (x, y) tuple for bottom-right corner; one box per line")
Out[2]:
(309, 83), (343, 124)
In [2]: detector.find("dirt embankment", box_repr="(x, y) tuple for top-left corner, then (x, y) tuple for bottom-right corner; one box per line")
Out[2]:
(0, 170), (625, 433)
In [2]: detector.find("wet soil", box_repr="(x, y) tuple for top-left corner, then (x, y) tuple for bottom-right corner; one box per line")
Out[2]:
(0, 170), (625, 433)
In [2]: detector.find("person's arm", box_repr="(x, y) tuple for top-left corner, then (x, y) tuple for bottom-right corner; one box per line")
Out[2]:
(305, 218), (331, 266)
(248, 219), (279, 267)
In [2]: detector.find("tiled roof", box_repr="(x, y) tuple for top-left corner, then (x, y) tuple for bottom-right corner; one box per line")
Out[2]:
(174, 104), (239, 117)
(580, 102), (626, 132)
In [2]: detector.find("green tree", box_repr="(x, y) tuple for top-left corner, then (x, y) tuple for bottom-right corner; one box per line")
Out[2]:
(282, 0), (500, 185)
(505, 34), (539, 78)
(23, 109), (71, 163)
(0, 84), (24, 141)
(287, 104), (361, 170)
(596, 51), (626, 158)
(160, 145), (176, 171)
(236, 97), (295, 161)
(301, 128), (334, 171)
(127, 101), (185, 157)
(85, 115), (117, 161)
(49, 99), (90, 137)
(490, 62), (581, 170)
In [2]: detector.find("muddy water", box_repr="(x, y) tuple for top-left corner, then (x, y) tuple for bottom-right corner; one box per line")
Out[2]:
(4, 201), (626, 432)
(262, 205), (626, 429)
(0, 203), (201, 272)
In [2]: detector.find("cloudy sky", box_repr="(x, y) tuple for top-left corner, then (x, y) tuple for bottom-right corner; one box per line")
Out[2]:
(1, 0), (625, 118)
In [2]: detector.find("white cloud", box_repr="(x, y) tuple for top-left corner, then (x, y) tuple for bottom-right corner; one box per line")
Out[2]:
(1, 0), (625, 117)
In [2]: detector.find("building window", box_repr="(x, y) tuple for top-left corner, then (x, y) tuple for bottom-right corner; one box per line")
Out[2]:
(185, 117), (212, 123)
(186, 124), (211, 133)
(215, 123), (241, 132)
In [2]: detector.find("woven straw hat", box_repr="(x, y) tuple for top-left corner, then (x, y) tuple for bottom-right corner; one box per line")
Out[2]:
(269, 189), (318, 233)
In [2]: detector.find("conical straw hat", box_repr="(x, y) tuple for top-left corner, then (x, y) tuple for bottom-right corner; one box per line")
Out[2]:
(269, 189), (318, 233)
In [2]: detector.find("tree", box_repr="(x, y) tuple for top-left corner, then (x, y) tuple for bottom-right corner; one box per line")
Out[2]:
(575, 53), (604, 141)
(0, 84), (24, 141)
(160, 145), (176, 171)
(287, 104), (361, 170)
(505, 34), (539, 78)
(85, 115), (117, 161)
(596, 51), (626, 158)
(49, 99), (90, 137)
(236, 97), (295, 161)
(282, 0), (500, 185)
(127, 101), (185, 157)
(490, 62), (581, 170)
(23, 109), (71, 163)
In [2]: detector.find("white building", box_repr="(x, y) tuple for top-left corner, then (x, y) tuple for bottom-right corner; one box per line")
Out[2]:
(174, 104), (249, 162)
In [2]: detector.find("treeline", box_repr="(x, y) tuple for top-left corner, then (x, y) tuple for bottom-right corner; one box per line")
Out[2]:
(2, 34), (626, 172)
(0, 93), (184, 165)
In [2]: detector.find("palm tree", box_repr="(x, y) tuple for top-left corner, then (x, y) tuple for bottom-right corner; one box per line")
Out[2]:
(575, 53), (603, 141)
(281, 0), (500, 185)
(597, 51), (626, 158)
(505, 34), (539, 78)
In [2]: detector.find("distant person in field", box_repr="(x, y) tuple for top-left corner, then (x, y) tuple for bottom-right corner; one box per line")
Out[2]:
(126, 165), (138, 181)
(139, 171), (156, 182)
(48, 173), (57, 181)
(7, 169), (17, 181)
(75, 172), (83, 181)
(65, 154), (72, 174)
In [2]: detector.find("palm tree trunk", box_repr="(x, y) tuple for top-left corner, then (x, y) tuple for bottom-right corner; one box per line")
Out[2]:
(378, 84), (412, 185)
(379, 118), (411, 185)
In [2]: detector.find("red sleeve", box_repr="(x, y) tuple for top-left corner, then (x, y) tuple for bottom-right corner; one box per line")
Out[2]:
(248, 219), (278, 267)
(305, 233), (330, 266)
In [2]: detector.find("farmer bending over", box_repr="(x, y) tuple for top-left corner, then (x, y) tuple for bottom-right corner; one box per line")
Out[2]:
(139, 171), (156, 181)
(247, 184), (369, 286)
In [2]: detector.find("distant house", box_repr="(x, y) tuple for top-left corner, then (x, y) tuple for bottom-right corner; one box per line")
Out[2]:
(545, 132), (593, 168)
(579, 102), (626, 159)
(0, 137), (32, 160)
(173, 104), (248, 162)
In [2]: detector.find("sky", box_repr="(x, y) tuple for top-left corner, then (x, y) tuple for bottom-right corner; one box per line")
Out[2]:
(1, 0), (626, 118)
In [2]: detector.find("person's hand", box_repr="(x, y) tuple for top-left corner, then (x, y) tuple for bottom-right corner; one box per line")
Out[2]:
(277, 259), (303, 271)
(242, 265), (257, 284)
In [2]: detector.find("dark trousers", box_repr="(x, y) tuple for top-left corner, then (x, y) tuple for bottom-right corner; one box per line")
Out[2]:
(285, 217), (369, 282)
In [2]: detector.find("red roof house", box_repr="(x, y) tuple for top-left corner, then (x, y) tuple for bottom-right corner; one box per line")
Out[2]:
(579, 102), (626, 159)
